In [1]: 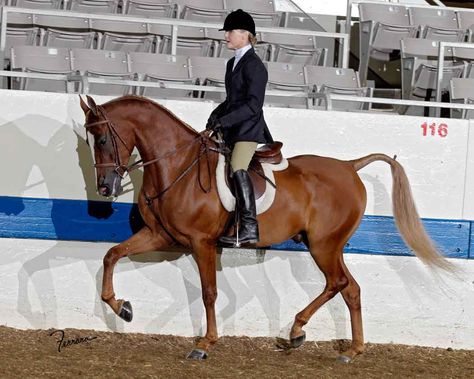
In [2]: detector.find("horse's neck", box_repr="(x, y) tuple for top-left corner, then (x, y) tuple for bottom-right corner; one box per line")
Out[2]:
(133, 110), (201, 192)
(134, 113), (198, 163)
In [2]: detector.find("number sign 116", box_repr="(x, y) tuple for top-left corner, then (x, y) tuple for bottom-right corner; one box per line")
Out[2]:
(421, 122), (448, 138)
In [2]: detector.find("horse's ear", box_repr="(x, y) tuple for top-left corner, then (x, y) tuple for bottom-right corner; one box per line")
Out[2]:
(86, 95), (99, 116)
(79, 95), (89, 115)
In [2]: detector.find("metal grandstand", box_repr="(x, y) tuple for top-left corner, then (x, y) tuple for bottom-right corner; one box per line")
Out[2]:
(1, 0), (474, 116)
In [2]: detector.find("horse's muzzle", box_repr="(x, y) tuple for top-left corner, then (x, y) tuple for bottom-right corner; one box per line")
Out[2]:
(98, 173), (123, 198)
(98, 184), (111, 197)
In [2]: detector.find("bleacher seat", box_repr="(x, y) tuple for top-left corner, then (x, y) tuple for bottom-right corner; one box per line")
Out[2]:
(71, 48), (133, 95)
(266, 81), (310, 108)
(100, 32), (155, 52)
(304, 66), (368, 111)
(283, 12), (324, 31)
(265, 61), (305, 85)
(260, 31), (316, 49)
(91, 18), (150, 34)
(273, 45), (326, 66)
(10, 45), (72, 92)
(188, 55), (228, 100)
(13, 0), (62, 9)
(450, 77), (474, 118)
(409, 7), (459, 30)
(226, 0), (275, 13)
(410, 7), (466, 42)
(42, 29), (96, 49)
(180, 5), (227, 22)
(124, 0), (176, 18)
(161, 36), (214, 57)
(173, 0), (224, 12)
(319, 84), (370, 111)
(457, 10), (474, 42)
(264, 61), (309, 108)
(5, 27), (40, 59)
(68, 0), (119, 13)
(180, 5), (228, 40)
(129, 52), (193, 98)
(400, 38), (464, 102)
(189, 56), (225, 98)
(248, 11), (281, 28)
(358, 2), (417, 84)
(34, 14), (92, 30)
(188, 55), (227, 84)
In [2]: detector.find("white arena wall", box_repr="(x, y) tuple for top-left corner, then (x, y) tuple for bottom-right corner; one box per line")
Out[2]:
(1, 89), (474, 349)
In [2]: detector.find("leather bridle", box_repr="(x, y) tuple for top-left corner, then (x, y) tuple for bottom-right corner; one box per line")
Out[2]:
(83, 105), (133, 179)
(83, 105), (216, 200)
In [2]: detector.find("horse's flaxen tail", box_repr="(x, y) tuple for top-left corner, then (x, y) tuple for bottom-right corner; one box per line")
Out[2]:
(350, 153), (455, 272)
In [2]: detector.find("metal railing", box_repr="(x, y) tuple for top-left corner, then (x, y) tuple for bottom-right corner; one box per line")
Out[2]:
(322, 93), (474, 115)
(6, 67), (474, 118)
(0, 6), (351, 67)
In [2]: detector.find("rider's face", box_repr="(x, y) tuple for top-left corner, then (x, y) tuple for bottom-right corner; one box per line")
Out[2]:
(225, 30), (249, 50)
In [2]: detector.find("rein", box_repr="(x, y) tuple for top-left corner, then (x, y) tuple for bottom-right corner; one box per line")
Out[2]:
(84, 106), (219, 203)
(143, 133), (215, 205)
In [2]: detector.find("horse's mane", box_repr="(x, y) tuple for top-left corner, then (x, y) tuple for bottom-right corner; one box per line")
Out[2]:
(103, 95), (199, 135)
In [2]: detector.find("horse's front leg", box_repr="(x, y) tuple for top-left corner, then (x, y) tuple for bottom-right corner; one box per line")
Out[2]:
(101, 226), (173, 321)
(187, 240), (218, 360)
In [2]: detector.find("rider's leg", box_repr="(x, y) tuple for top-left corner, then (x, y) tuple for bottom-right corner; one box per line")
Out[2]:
(219, 142), (259, 246)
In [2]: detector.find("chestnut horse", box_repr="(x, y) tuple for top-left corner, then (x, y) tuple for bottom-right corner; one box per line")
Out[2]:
(79, 94), (452, 362)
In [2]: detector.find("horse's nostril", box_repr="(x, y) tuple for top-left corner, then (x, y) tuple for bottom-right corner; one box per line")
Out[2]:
(98, 185), (110, 196)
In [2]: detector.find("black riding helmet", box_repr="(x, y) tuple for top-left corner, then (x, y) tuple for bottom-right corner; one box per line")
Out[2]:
(219, 9), (256, 36)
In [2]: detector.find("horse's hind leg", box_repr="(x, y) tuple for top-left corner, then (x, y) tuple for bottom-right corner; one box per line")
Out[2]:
(101, 226), (172, 321)
(289, 246), (349, 348)
(289, 244), (364, 363)
(338, 262), (364, 362)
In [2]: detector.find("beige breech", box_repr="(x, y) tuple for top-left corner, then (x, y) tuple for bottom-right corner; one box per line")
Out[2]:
(230, 141), (258, 171)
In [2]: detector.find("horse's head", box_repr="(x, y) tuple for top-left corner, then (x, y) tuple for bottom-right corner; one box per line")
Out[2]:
(80, 95), (133, 198)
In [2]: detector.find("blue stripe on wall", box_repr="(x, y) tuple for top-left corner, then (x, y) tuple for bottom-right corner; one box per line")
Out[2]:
(0, 195), (470, 259)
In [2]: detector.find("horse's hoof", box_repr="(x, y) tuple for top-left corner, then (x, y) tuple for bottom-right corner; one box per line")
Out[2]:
(118, 301), (133, 322)
(290, 332), (306, 349)
(186, 349), (208, 360)
(337, 354), (352, 364)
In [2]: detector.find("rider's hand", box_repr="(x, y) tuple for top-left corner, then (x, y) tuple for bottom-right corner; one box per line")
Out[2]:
(206, 114), (222, 132)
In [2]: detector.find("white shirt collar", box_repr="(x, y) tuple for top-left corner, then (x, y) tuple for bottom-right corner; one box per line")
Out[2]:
(234, 44), (252, 62)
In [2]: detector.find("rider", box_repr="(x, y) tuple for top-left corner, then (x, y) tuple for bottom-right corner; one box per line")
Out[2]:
(206, 9), (274, 246)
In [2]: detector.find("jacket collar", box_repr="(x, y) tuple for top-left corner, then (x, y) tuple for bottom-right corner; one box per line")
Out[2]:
(231, 47), (254, 75)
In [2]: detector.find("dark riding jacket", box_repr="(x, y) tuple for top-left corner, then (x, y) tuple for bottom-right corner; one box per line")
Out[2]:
(209, 47), (274, 146)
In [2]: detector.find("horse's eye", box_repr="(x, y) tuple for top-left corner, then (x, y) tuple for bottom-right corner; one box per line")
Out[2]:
(98, 136), (107, 146)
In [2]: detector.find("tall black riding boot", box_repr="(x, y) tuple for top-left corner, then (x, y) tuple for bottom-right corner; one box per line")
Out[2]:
(219, 169), (259, 246)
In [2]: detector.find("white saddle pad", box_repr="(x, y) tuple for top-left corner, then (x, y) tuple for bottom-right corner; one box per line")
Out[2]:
(216, 154), (288, 215)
